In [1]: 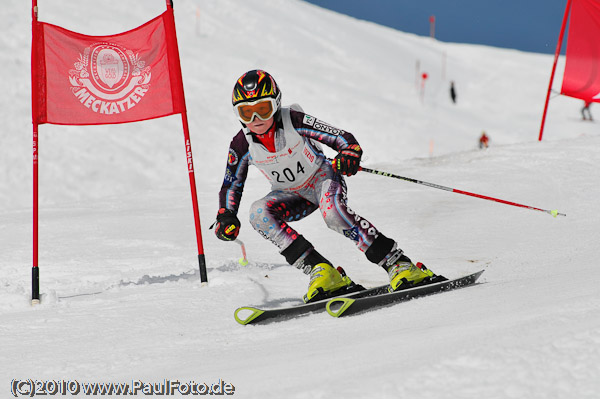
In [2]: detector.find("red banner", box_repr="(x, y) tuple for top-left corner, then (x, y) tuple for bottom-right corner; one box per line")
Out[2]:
(32, 9), (185, 125)
(561, 0), (600, 102)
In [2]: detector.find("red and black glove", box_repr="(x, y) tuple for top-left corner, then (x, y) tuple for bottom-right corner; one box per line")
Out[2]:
(334, 144), (362, 176)
(214, 208), (241, 241)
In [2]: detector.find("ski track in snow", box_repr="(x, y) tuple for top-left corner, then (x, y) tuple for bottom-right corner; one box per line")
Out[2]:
(1, 0), (599, 398)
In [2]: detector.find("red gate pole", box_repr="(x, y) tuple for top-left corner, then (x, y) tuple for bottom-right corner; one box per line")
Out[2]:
(32, 125), (40, 304)
(539, 0), (573, 141)
(31, 0), (40, 304)
(181, 112), (208, 284)
(429, 15), (435, 38)
(166, 0), (208, 283)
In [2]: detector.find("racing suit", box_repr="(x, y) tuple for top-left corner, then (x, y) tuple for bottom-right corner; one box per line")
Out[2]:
(218, 106), (397, 271)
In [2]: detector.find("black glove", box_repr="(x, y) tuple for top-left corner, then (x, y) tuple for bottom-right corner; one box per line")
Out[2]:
(334, 144), (363, 176)
(214, 208), (241, 241)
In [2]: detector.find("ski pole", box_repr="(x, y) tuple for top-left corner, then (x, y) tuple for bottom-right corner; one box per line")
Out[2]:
(359, 166), (566, 218)
(209, 220), (249, 265)
(235, 239), (249, 266)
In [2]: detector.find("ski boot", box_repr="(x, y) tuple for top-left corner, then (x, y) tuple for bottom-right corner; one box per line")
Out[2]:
(386, 253), (445, 292)
(303, 263), (356, 303)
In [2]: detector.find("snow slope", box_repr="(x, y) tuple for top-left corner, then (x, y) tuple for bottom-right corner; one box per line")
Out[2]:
(1, 0), (599, 398)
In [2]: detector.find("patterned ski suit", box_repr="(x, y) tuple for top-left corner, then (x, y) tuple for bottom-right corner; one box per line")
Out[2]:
(218, 106), (392, 270)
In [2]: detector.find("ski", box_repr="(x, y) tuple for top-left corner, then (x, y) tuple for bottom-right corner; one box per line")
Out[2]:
(325, 270), (484, 318)
(234, 284), (390, 325)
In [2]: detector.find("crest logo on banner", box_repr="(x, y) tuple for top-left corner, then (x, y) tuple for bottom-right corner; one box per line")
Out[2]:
(68, 43), (152, 115)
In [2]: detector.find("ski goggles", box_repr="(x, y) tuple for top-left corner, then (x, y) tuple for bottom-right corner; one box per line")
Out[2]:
(233, 98), (278, 124)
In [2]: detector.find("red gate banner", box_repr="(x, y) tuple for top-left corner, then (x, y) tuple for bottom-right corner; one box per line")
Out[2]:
(32, 9), (185, 125)
(30, 2), (207, 304)
(561, 0), (600, 102)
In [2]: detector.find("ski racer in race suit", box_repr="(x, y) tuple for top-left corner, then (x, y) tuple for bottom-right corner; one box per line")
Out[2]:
(215, 70), (440, 303)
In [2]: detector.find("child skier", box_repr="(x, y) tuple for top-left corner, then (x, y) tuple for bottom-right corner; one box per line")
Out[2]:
(214, 69), (442, 303)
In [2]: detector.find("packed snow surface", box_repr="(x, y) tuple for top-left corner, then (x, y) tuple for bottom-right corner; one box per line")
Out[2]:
(1, 0), (599, 398)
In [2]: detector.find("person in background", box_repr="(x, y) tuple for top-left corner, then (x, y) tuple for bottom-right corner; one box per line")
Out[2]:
(479, 131), (490, 149)
(214, 70), (443, 303)
(581, 100), (593, 121)
(450, 81), (457, 104)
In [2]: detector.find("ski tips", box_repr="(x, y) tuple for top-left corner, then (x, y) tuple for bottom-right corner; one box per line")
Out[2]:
(326, 297), (355, 318)
(234, 307), (264, 325)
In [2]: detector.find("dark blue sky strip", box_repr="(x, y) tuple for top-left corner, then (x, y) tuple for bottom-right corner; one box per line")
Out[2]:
(303, 0), (569, 54)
